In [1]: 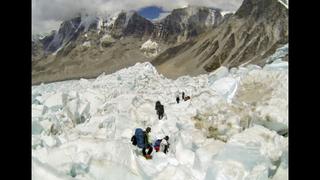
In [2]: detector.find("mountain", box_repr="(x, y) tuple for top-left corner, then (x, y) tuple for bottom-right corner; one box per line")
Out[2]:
(32, 6), (223, 84)
(32, 0), (288, 84)
(32, 36), (45, 61)
(110, 11), (155, 38)
(32, 12), (157, 84)
(32, 2), (288, 177)
(151, 0), (288, 78)
(152, 6), (223, 43)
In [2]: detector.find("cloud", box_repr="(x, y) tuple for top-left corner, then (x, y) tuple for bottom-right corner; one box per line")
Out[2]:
(152, 12), (171, 22)
(32, 0), (243, 34)
(32, 19), (62, 35)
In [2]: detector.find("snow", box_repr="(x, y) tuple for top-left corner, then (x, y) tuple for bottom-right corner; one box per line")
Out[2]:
(278, 0), (289, 9)
(204, 125), (287, 180)
(106, 12), (120, 27)
(266, 44), (288, 64)
(210, 77), (238, 103)
(79, 15), (99, 32)
(52, 46), (63, 56)
(140, 39), (160, 57)
(100, 34), (115, 43)
(32, 121), (44, 135)
(32, 34), (46, 41)
(47, 31), (64, 54)
(32, 104), (47, 118)
(97, 18), (103, 33)
(82, 41), (91, 47)
(141, 39), (159, 50)
(152, 12), (171, 22)
(185, 6), (200, 17)
(43, 92), (67, 112)
(124, 11), (135, 27)
(32, 51), (287, 179)
(205, 9), (218, 26)
(221, 11), (234, 17)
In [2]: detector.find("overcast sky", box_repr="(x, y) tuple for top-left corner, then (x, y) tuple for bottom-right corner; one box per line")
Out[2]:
(32, 0), (243, 34)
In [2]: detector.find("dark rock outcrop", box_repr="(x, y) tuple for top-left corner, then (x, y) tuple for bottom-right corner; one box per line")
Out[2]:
(111, 12), (155, 38)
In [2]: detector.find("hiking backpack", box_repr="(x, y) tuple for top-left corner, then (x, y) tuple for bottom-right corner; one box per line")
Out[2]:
(135, 128), (146, 148)
(131, 135), (137, 145)
(154, 139), (162, 147)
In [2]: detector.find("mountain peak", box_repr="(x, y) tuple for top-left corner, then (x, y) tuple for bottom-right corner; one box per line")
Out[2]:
(235, 0), (288, 19)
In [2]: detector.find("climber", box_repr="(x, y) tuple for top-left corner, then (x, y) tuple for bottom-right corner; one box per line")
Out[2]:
(154, 136), (170, 154)
(176, 96), (180, 104)
(155, 101), (161, 111)
(155, 101), (164, 120)
(131, 127), (153, 159)
(184, 96), (191, 101)
(158, 104), (164, 120)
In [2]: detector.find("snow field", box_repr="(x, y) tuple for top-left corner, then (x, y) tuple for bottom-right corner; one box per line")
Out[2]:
(32, 46), (288, 180)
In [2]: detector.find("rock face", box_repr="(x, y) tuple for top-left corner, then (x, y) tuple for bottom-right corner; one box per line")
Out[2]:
(32, 0), (288, 84)
(153, 6), (223, 43)
(32, 38), (45, 61)
(151, 0), (288, 78)
(46, 17), (83, 53)
(205, 0), (288, 70)
(32, 6), (223, 84)
(110, 11), (155, 38)
(32, 12), (157, 84)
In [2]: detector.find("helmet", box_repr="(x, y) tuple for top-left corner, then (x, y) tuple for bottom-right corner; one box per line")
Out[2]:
(146, 127), (151, 133)
(164, 136), (169, 141)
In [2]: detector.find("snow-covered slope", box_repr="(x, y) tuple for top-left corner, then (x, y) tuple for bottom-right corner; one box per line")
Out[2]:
(32, 55), (287, 179)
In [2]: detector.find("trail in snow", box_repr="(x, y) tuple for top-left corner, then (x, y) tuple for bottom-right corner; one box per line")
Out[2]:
(32, 46), (288, 180)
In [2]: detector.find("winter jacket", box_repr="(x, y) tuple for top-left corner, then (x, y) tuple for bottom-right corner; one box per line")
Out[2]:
(158, 105), (164, 113)
(160, 139), (169, 152)
(144, 132), (152, 147)
(155, 101), (161, 111)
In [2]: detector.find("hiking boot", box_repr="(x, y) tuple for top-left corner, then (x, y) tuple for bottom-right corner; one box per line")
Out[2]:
(145, 154), (152, 159)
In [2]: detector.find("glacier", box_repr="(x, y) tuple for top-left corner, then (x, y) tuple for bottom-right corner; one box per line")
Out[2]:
(32, 47), (288, 180)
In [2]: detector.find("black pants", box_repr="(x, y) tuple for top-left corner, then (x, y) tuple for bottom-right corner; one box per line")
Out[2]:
(163, 145), (169, 154)
(142, 146), (153, 156)
(158, 111), (164, 120)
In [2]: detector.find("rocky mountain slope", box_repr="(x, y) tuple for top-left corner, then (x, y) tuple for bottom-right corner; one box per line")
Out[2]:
(151, 6), (223, 44)
(32, 6), (222, 84)
(151, 0), (288, 78)
(32, 0), (288, 84)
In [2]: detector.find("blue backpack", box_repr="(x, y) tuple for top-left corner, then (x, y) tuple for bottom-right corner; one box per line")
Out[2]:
(135, 128), (146, 148)
(154, 139), (162, 148)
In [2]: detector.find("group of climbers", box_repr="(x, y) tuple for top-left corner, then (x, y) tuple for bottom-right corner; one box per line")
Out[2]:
(154, 135), (169, 154)
(156, 91), (191, 120)
(176, 91), (191, 104)
(131, 92), (191, 159)
(131, 127), (170, 159)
